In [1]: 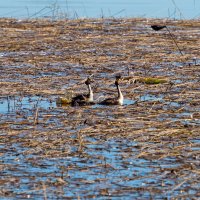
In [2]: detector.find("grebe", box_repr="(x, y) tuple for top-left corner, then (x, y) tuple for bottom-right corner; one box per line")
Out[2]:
(100, 75), (124, 105)
(71, 77), (94, 106)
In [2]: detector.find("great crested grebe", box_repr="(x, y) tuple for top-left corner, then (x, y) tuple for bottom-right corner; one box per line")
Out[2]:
(71, 77), (94, 106)
(99, 75), (124, 105)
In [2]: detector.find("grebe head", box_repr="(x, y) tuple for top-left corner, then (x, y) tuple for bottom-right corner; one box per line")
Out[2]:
(85, 77), (93, 85)
(115, 75), (122, 86)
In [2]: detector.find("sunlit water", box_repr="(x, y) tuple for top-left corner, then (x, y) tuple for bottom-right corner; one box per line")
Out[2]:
(0, 96), (55, 114)
(0, 0), (200, 19)
(0, 94), (199, 198)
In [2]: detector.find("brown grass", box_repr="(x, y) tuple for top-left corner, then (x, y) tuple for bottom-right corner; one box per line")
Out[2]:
(0, 17), (199, 199)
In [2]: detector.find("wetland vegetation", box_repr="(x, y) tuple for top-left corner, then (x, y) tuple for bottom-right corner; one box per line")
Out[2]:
(0, 17), (200, 199)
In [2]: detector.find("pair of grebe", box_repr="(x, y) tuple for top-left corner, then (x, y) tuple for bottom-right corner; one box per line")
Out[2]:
(71, 75), (123, 106)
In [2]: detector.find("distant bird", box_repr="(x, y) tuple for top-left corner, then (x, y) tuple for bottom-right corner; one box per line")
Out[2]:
(71, 77), (94, 106)
(151, 24), (183, 55)
(151, 25), (166, 31)
(99, 75), (124, 105)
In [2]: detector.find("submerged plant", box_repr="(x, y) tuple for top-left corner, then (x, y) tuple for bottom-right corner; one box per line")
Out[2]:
(137, 77), (167, 84)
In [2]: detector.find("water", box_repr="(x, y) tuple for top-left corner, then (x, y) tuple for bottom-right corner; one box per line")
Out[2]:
(139, 94), (164, 102)
(0, 0), (199, 19)
(0, 137), (187, 199)
(0, 96), (56, 114)
(1, 94), (199, 198)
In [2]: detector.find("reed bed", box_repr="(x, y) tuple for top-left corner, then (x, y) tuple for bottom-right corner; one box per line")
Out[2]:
(0, 17), (199, 199)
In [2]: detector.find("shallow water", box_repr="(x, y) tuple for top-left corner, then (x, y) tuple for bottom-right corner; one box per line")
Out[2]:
(0, 96), (56, 114)
(0, 0), (200, 19)
(139, 94), (164, 102)
(0, 92), (199, 198)
(0, 96), (136, 114)
(92, 98), (135, 108)
(1, 137), (194, 199)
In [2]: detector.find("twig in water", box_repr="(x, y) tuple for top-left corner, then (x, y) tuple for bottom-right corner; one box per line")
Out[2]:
(7, 96), (10, 112)
(165, 26), (183, 56)
(77, 131), (84, 152)
(151, 25), (184, 56)
(42, 182), (47, 200)
(148, 101), (157, 113)
(34, 107), (39, 125)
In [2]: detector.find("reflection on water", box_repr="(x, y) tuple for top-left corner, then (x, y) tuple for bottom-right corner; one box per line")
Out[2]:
(93, 99), (135, 108)
(0, 0), (200, 19)
(1, 93), (199, 198)
(0, 138), (186, 199)
(139, 94), (164, 102)
(0, 96), (135, 114)
(0, 96), (56, 114)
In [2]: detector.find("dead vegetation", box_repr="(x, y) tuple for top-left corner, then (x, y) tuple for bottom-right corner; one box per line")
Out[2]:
(0, 17), (200, 199)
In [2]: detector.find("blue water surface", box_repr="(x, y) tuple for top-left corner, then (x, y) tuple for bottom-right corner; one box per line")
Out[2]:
(0, 0), (199, 19)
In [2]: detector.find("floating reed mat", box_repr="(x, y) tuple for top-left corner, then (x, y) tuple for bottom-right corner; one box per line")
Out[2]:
(0, 18), (200, 199)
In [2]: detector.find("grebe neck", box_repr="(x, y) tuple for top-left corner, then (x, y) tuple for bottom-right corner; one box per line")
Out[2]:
(116, 84), (123, 105)
(88, 84), (93, 102)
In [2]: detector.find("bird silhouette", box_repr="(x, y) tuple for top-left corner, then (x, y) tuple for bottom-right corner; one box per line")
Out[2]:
(151, 25), (166, 31)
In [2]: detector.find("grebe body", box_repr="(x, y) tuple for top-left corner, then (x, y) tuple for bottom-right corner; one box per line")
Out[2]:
(71, 78), (94, 106)
(100, 76), (123, 106)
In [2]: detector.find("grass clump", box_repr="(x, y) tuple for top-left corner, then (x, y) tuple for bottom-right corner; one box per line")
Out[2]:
(137, 77), (168, 84)
(56, 91), (74, 105)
